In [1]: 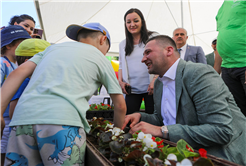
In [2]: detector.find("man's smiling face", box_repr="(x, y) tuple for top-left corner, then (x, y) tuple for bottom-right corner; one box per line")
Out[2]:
(142, 40), (168, 76)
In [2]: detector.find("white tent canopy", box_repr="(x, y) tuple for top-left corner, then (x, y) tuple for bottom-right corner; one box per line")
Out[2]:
(35, 0), (224, 56)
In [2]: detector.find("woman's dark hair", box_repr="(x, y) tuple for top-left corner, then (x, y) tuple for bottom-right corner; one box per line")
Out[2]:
(124, 8), (153, 56)
(9, 14), (36, 25)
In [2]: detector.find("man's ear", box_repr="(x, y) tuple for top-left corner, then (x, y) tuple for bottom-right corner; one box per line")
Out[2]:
(100, 35), (107, 46)
(14, 22), (18, 25)
(166, 46), (174, 57)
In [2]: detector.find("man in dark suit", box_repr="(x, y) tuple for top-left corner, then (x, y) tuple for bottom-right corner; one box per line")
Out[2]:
(172, 28), (206, 64)
(205, 39), (216, 67)
(122, 35), (246, 165)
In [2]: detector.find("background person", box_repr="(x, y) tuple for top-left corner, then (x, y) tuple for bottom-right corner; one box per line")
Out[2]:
(205, 39), (216, 67)
(9, 38), (51, 119)
(122, 35), (246, 165)
(8, 14), (35, 36)
(1, 25), (31, 166)
(118, 8), (158, 115)
(172, 28), (206, 64)
(215, 0), (246, 117)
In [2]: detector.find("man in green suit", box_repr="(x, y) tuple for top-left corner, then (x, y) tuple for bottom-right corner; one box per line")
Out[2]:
(122, 35), (246, 165)
(205, 39), (216, 67)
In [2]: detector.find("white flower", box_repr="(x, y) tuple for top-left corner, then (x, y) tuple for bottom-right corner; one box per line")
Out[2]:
(105, 129), (113, 133)
(143, 146), (148, 151)
(143, 154), (152, 166)
(143, 138), (153, 144)
(136, 138), (142, 142)
(128, 138), (136, 141)
(112, 127), (123, 136)
(176, 159), (192, 166)
(144, 134), (152, 139)
(167, 154), (177, 161)
(118, 158), (123, 163)
(146, 141), (157, 149)
(112, 136), (117, 140)
(106, 123), (114, 129)
(165, 154), (177, 165)
(138, 132), (152, 140)
(138, 132), (145, 139)
(164, 159), (171, 165)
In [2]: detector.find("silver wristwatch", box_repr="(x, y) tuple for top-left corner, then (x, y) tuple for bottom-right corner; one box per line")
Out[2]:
(161, 126), (169, 139)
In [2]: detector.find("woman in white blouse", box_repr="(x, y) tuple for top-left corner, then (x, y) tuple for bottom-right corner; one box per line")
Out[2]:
(118, 8), (158, 115)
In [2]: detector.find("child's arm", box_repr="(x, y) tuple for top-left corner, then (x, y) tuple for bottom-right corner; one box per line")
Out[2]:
(110, 94), (127, 128)
(9, 99), (18, 119)
(1, 61), (37, 134)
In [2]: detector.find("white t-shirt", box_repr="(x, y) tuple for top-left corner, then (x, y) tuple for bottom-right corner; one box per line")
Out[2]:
(119, 40), (153, 94)
(10, 42), (122, 133)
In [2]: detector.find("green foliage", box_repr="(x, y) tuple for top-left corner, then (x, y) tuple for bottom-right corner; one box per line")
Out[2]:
(88, 118), (213, 166)
(177, 139), (200, 158)
(88, 103), (113, 111)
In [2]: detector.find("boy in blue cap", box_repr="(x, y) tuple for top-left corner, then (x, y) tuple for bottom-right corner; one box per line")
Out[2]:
(1, 25), (31, 165)
(1, 23), (126, 166)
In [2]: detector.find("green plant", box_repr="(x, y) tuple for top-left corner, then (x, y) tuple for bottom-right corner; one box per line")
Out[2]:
(89, 103), (113, 111)
(88, 118), (213, 166)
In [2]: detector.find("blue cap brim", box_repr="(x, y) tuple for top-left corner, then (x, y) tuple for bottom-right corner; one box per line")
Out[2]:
(1, 35), (31, 48)
(66, 24), (111, 48)
(66, 25), (84, 41)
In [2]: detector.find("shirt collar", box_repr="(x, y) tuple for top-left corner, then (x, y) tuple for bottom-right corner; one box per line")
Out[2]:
(158, 58), (180, 81)
(180, 43), (187, 53)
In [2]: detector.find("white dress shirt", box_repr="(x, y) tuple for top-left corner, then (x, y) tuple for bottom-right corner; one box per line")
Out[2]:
(158, 58), (180, 126)
(179, 44), (187, 60)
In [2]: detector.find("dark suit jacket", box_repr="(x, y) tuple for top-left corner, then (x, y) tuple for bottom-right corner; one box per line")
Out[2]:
(184, 45), (207, 64)
(140, 59), (246, 165)
(206, 52), (215, 67)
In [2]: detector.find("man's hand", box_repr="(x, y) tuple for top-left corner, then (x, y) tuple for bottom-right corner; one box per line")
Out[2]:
(1, 116), (5, 139)
(129, 121), (163, 138)
(121, 113), (141, 130)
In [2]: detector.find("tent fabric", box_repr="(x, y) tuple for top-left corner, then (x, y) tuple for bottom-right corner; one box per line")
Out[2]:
(35, 0), (224, 56)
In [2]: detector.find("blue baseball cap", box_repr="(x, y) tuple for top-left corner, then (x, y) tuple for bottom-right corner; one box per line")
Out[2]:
(1, 25), (31, 48)
(66, 22), (111, 48)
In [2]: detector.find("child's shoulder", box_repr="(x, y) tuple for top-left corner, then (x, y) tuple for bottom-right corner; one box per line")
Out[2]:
(1, 57), (11, 67)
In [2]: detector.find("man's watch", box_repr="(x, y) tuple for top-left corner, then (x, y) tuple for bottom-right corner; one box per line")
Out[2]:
(161, 126), (169, 139)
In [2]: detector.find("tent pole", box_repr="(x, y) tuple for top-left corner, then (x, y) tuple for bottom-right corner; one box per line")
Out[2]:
(34, 0), (46, 41)
(181, 0), (183, 28)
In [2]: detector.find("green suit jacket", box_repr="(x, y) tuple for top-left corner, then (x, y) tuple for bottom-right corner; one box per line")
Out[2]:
(205, 52), (215, 67)
(140, 59), (246, 165)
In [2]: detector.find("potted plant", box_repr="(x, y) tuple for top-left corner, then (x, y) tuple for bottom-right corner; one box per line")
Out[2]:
(86, 103), (114, 120)
(87, 118), (215, 166)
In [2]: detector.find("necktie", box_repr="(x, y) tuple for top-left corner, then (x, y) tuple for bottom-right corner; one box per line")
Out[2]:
(178, 48), (182, 55)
